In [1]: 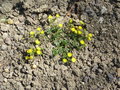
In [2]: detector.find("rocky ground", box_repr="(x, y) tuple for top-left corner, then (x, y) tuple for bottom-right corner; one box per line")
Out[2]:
(0, 0), (120, 90)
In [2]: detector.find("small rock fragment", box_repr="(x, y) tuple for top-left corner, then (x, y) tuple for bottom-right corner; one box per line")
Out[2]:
(2, 33), (8, 39)
(7, 18), (14, 24)
(117, 68), (120, 77)
(4, 68), (9, 73)
(4, 78), (7, 82)
(101, 6), (107, 14)
(4, 38), (11, 45)
(1, 24), (10, 31)
(1, 44), (7, 50)
(32, 64), (37, 69)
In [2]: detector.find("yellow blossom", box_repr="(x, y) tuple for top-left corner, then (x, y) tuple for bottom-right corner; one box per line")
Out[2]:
(35, 39), (41, 45)
(80, 20), (85, 25)
(80, 40), (85, 45)
(71, 57), (76, 62)
(88, 33), (93, 37)
(74, 30), (77, 34)
(77, 31), (82, 35)
(67, 53), (72, 57)
(36, 47), (41, 50)
(71, 28), (76, 32)
(37, 27), (41, 31)
(27, 49), (33, 54)
(29, 56), (34, 59)
(36, 50), (42, 55)
(62, 59), (68, 63)
(58, 24), (63, 28)
(87, 37), (91, 40)
(48, 15), (53, 19)
(78, 26), (83, 29)
(40, 30), (44, 34)
(56, 14), (60, 18)
(69, 19), (73, 23)
(25, 56), (29, 60)
(30, 31), (35, 36)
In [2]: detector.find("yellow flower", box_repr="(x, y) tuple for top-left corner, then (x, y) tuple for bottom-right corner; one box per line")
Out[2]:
(62, 59), (68, 63)
(48, 15), (53, 19)
(69, 19), (73, 23)
(36, 50), (42, 55)
(78, 26), (83, 30)
(58, 24), (63, 28)
(56, 14), (60, 18)
(35, 39), (41, 45)
(74, 30), (77, 34)
(67, 53), (72, 57)
(27, 49), (33, 54)
(87, 37), (91, 40)
(30, 31), (35, 36)
(71, 57), (76, 62)
(80, 20), (85, 25)
(25, 56), (29, 60)
(71, 28), (76, 32)
(29, 56), (34, 59)
(36, 47), (41, 50)
(80, 40), (85, 45)
(40, 30), (44, 34)
(77, 31), (82, 35)
(37, 27), (41, 31)
(88, 33), (93, 37)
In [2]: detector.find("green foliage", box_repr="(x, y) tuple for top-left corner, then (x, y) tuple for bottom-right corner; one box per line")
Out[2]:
(45, 14), (93, 63)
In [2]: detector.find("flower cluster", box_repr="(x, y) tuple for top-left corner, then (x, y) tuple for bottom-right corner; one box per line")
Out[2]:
(25, 46), (42, 60)
(68, 19), (93, 46)
(46, 14), (93, 63)
(62, 52), (76, 63)
(24, 27), (44, 61)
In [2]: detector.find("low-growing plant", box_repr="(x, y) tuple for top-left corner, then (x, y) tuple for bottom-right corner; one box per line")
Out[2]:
(45, 14), (93, 63)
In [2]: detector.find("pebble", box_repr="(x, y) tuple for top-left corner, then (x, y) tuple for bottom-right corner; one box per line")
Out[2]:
(117, 68), (120, 77)
(31, 64), (37, 69)
(1, 44), (7, 50)
(101, 6), (107, 14)
(107, 73), (114, 82)
(2, 33), (8, 39)
(1, 24), (10, 31)
(4, 68), (9, 73)
(4, 38), (11, 45)
(4, 78), (7, 82)
(60, 65), (68, 71)
(118, 81), (120, 86)
(7, 18), (14, 24)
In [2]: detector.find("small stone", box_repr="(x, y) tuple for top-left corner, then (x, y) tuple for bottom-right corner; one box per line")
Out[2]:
(4, 38), (11, 45)
(98, 17), (104, 23)
(117, 68), (120, 77)
(101, 6), (107, 14)
(61, 65), (68, 71)
(118, 81), (120, 86)
(107, 73), (114, 82)
(1, 23), (10, 31)
(7, 18), (14, 24)
(1, 44), (7, 50)
(4, 68), (9, 73)
(4, 78), (7, 82)
(2, 33), (8, 39)
(61, 87), (67, 90)
(31, 64), (37, 69)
